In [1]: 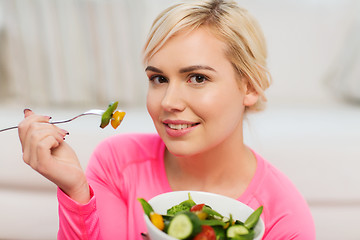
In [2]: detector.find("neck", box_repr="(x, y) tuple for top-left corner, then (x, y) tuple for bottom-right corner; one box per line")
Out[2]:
(164, 132), (257, 199)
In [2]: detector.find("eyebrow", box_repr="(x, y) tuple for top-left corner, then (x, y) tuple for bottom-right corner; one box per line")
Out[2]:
(145, 66), (163, 73)
(179, 65), (216, 73)
(145, 65), (216, 74)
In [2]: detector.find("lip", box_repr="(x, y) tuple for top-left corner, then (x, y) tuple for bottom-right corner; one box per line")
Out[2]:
(162, 119), (200, 137)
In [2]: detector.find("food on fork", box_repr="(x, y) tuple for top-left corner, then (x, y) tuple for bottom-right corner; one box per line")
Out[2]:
(100, 101), (126, 129)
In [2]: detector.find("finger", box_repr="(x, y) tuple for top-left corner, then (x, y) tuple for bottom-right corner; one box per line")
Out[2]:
(23, 125), (66, 167)
(23, 125), (65, 165)
(51, 124), (70, 136)
(22, 110), (52, 125)
(18, 114), (52, 151)
(26, 131), (66, 177)
(32, 137), (77, 188)
(32, 134), (63, 175)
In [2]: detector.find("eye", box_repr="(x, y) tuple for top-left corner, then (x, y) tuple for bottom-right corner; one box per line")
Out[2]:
(187, 74), (208, 84)
(149, 75), (168, 84)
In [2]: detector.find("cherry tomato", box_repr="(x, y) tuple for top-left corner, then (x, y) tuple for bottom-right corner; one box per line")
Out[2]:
(191, 203), (208, 220)
(193, 225), (216, 240)
(190, 203), (205, 212)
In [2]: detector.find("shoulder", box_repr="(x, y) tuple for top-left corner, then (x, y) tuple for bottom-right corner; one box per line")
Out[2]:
(93, 133), (163, 160)
(87, 133), (164, 175)
(246, 151), (306, 202)
(97, 132), (162, 148)
(247, 152), (316, 239)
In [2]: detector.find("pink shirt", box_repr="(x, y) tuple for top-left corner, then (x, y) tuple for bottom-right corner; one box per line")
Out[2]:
(57, 133), (316, 239)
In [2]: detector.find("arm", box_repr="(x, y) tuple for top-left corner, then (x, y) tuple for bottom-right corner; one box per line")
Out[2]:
(263, 212), (316, 240)
(57, 187), (101, 240)
(57, 140), (130, 239)
(85, 142), (130, 239)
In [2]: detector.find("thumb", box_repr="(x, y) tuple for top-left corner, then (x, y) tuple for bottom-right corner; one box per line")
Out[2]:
(24, 108), (33, 118)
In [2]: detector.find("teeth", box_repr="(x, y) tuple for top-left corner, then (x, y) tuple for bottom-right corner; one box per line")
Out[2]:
(168, 124), (194, 130)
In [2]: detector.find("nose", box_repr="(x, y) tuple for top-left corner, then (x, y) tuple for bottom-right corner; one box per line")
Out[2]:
(161, 83), (186, 112)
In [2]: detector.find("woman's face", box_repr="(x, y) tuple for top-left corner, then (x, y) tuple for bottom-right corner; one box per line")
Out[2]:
(146, 27), (257, 157)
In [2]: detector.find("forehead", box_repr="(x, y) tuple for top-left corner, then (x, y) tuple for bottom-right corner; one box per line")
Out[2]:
(147, 27), (229, 68)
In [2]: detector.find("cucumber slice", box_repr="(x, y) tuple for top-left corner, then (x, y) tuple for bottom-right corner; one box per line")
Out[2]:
(227, 225), (249, 238)
(167, 212), (201, 239)
(162, 215), (173, 233)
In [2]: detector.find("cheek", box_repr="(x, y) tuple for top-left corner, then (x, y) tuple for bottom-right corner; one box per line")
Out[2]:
(146, 91), (156, 118)
(146, 92), (154, 114)
(146, 90), (164, 123)
(198, 87), (244, 114)
(198, 88), (245, 129)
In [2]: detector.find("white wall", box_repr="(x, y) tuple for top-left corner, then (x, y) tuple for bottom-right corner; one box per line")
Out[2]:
(240, 0), (358, 105)
(0, 0), (359, 107)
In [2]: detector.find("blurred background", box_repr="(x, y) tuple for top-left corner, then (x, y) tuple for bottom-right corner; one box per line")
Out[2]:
(0, 0), (359, 239)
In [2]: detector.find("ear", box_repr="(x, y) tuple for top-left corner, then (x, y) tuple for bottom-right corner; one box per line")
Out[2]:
(243, 84), (259, 107)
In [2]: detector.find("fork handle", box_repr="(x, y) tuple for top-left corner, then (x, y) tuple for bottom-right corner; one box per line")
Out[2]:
(0, 121), (70, 132)
(0, 126), (18, 132)
(0, 112), (104, 132)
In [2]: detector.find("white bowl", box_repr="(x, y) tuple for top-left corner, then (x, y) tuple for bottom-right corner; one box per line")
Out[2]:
(144, 191), (265, 240)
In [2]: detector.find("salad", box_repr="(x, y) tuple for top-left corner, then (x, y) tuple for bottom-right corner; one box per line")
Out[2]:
(138, 193), (263, 240)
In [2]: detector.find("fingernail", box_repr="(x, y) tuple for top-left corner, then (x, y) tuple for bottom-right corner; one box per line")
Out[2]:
(61, 129), (69, 135)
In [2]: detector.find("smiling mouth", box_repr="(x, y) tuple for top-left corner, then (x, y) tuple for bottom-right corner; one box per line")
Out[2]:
(166, 123), (200, 130)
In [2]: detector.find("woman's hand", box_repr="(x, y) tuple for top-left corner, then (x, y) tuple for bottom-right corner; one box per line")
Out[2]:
(18, 109), (90, 204)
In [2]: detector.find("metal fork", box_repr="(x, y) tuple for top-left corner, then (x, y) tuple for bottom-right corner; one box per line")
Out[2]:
(0, 109), (105, 133)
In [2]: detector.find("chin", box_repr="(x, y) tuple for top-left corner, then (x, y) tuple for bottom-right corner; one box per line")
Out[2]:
(165, 140), (211, 159)
(164, 141), (196, 157)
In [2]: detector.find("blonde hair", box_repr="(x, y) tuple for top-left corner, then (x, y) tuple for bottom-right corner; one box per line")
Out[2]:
(143, 0), (272, 111)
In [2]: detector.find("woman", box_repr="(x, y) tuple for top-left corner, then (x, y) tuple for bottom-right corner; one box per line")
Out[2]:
(18, 0), (316, 239)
